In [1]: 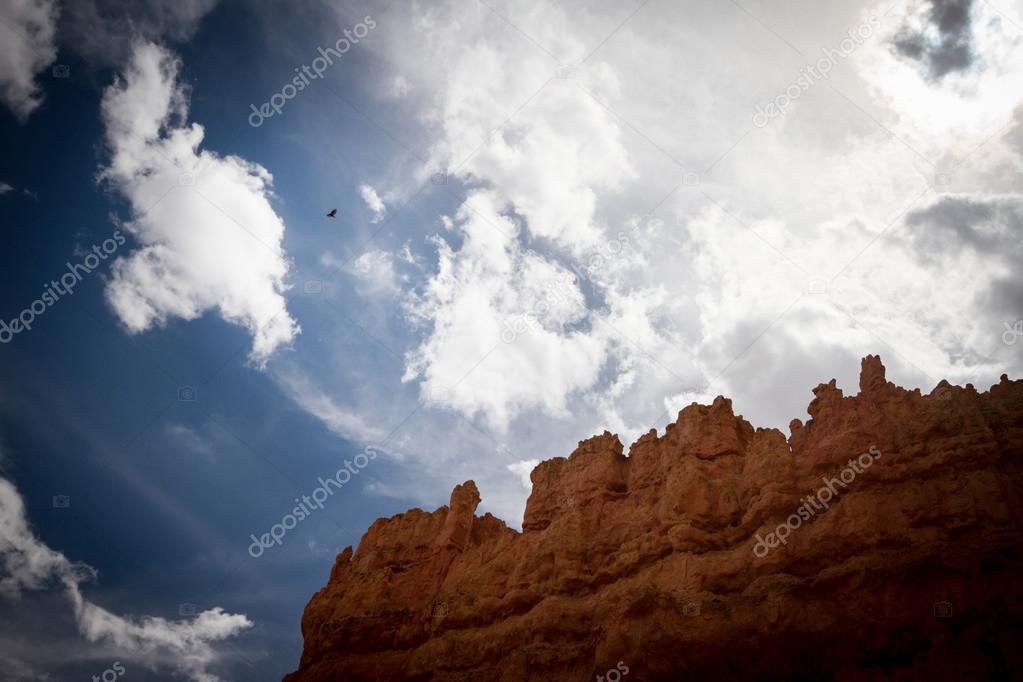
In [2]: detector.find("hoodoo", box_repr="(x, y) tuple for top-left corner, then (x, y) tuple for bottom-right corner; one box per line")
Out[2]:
(286, 356), (1023, 681)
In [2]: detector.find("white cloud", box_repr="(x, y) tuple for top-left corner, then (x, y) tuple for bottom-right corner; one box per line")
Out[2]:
(347, 249), (399, 295)
(364, 0), (1023, 435)
(402, 189), (608, 431)
(0, 481), (75, 599)
(286, 0), (1023, 526)
(0, 475), (251, 682)
(0, 0), (58, 121)
(275, 366), (387, 444)
(506, 459), (539, 489)
(101, 42), (299, 366)
(358, 183), (386, 223)
(0, 182), (13, 195)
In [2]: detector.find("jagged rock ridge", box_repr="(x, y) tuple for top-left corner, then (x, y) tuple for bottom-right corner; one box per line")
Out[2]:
(285, 356), (1023, 681)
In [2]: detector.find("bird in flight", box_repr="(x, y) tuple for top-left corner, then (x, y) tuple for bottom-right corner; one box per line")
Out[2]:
(326, 209), (337, 218)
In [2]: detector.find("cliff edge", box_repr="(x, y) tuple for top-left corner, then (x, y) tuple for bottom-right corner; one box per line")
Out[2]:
(285, 356), (1023, 681)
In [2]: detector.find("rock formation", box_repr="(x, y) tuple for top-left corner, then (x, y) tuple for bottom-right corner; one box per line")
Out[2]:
(285, 356), (1023, 681)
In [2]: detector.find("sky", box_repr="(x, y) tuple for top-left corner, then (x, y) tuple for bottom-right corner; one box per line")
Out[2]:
(0, 0), (1022, 679)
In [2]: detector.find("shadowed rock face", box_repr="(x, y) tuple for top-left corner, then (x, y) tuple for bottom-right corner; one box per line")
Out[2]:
(285, 356), (1023, 681)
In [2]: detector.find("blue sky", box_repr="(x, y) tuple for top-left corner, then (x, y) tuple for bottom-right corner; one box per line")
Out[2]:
(1, 0), (1022, 679)
(0, 2), (451, 679)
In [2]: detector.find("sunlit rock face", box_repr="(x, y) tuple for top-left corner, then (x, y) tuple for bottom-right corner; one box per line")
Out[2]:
(286, 356), (1023, 681)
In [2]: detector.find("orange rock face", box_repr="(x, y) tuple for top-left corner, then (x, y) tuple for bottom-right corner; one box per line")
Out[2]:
(285, 356), (1023, 681)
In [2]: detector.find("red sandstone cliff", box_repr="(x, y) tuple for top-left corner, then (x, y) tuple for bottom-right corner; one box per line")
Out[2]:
(285, 356), (1023, 681)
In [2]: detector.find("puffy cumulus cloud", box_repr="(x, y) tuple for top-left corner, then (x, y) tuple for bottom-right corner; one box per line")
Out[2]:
(291, 0), (1023, 521)
(343, 0), (819, 434)
(430, 58), (633, 253)
(0, 0), (58, 121)
(447, 73), (634, 253)
(59, 0), (218, 66)
(352, 1), (661, 433)
(402, 190), (608, 431)
(0, 475), (251, 682)
(101, 41), (299, 366)
(358, 183), (386, 223)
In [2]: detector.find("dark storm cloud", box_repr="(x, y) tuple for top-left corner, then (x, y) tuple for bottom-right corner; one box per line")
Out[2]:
(903, 196), (1023, 343)
(903, 196), (1001, 254)
(984, 276), (1023, 317)
(59, 0), (219, 66)
(892, 0), (976, 80)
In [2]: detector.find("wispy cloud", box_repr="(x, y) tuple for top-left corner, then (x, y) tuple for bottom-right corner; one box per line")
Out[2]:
(275, 367), (387, 443)
(358, 183), (386, 223)
(0, 475), (251, 682)
(346, 249), (399, 295)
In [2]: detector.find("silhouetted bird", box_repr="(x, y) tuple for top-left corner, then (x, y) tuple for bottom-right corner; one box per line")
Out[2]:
(326, 209), (337, 218)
